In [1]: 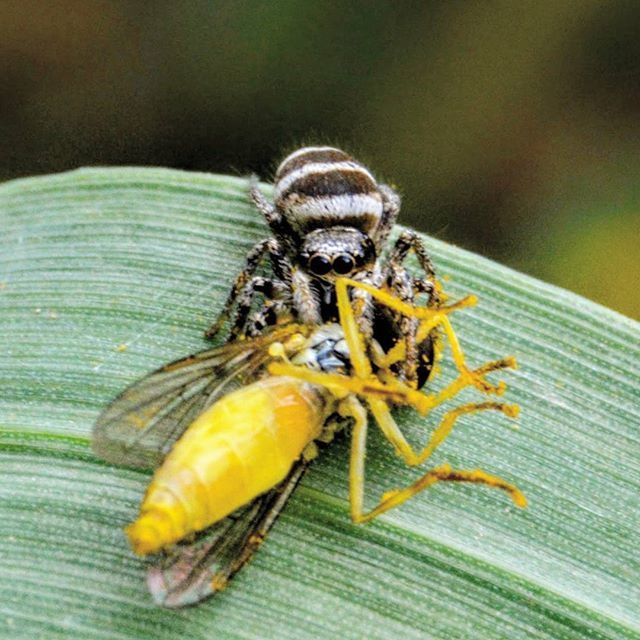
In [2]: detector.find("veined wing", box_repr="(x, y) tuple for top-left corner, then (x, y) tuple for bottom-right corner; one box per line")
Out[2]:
(92, 324), (306, 469)
(147, 459), (310, 607)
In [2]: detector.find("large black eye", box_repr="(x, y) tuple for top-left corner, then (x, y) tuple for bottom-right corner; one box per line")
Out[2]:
(332, 254), (355, 275)
(308, 254), (332, 276)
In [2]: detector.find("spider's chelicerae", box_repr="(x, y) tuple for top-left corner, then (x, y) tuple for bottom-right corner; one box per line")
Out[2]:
(207, 146), (440, 384)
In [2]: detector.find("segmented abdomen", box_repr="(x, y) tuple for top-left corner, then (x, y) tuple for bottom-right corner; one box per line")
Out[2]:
(127, 376), (328, 555)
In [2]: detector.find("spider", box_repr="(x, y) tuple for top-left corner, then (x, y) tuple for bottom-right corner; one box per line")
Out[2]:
(207, 146), (440, 385)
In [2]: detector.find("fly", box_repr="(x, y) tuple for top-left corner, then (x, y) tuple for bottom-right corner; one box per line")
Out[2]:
(92, 278), (525, 607)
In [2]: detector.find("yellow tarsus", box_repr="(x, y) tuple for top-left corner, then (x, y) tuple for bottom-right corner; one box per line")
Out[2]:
(363, 464), (527, 522)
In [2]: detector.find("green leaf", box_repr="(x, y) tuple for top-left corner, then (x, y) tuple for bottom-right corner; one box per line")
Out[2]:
(1, 167), (638, 639)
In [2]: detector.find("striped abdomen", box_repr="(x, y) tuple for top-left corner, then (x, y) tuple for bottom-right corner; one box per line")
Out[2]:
(126, 377), (330, 555)
(274, 146), (383, 235)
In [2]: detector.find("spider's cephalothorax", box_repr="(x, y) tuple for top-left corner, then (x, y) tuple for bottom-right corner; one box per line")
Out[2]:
(207, 146), (440, 383)
(273, 147), (384, 256)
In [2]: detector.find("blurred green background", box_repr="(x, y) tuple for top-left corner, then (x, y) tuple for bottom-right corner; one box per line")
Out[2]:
(1, 1), (638, 317)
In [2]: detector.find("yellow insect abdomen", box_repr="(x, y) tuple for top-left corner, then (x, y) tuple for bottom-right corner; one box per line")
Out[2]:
(126, 376), (327, 555)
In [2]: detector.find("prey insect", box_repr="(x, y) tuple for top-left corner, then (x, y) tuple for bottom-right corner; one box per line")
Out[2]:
(93, 278), (525, 607)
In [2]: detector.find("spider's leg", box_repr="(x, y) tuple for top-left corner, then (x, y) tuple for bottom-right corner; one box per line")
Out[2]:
(388, 230), (438, 300)
(373, 184), (401, 252)
(226, 277), (288, 341)
(290, 269), (323, 326)
(245, 299), (293, 338)
(206, 238), (291, 340)
(383, 263), (420, 385)
(249, 179), (277, 223)
(349, 270), (376, 341)
(250, 180), (297, 254)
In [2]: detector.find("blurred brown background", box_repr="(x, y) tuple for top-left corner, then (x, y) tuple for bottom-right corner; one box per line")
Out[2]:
(1, 1), (638, 317)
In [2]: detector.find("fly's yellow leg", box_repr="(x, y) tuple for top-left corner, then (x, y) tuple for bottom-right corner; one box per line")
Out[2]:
(266, 360), (436, 464)
(376, 295), (479, 377)
(267, 362), (429, 408)
(337, 276), (440, 461)
(298, 278), (524, 520)
(340, 396), (525, 524)
(271, 279), (524, 516)
(337, 277), (478, 320)
(338, 395), (368, 521)
(356, 464), (527, 524)
(271, 280), (518, 469)
(406, 401), (519, 466)
(269, 348), (518, 469)
(336, 277), (515, 396)
(365, 395), (518, 467)
(333, 278), (517, 465)
(335, 277), (372, 379)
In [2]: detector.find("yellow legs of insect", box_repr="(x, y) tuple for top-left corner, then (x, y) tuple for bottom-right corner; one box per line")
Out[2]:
(268, 277), (526, 524)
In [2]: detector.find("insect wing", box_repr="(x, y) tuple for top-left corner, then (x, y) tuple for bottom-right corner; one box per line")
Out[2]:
(92, 325), (304, 469)
(147, 459), (310, 607)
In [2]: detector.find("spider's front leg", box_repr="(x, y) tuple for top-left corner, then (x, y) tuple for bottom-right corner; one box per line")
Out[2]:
(226, 277), (290, 341)
(249, 180), (297, 255)
(371, 184), (401, 253)
(383, 264), (421, 385)
(349, 269), (377, 343)
(245, 299), (294, 338)
(205, 238), (292, 341)
(379, 231), (443, 383)
(388, 230), (439, 304)
(290, 269), (323, 327)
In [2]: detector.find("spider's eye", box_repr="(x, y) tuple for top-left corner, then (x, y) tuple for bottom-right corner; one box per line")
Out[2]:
(332, 254), (355, 275)
(308, 254), (332, 276)
(353, 253), (365, 268)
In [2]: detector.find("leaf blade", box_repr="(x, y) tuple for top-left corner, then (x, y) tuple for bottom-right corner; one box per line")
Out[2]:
(1, 167), (638, 639)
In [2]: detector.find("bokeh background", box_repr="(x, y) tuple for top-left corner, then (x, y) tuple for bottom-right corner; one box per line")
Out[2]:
(1, 1), (638, 318)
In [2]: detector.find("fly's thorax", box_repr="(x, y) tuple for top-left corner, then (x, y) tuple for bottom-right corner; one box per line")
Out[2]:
(273, 146), (384, 237)
(291, 323), (350, 374)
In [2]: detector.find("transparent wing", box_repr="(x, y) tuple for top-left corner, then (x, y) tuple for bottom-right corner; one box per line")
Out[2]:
(92, 325), (305, 469)
(147, 459), (310, 608)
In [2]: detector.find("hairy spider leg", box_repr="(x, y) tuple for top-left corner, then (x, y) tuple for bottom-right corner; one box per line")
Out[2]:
(205, 238), (293, 340)
(244, 300), (295, 338)
(372, 184), (401, 252)
(382, 231), (438, 383)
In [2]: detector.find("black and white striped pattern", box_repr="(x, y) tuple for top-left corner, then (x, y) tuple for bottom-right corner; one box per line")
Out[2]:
(274, 146), (383, 234)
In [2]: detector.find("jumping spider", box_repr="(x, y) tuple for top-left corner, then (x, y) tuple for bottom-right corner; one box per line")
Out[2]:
(207, 146), (440, 385)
